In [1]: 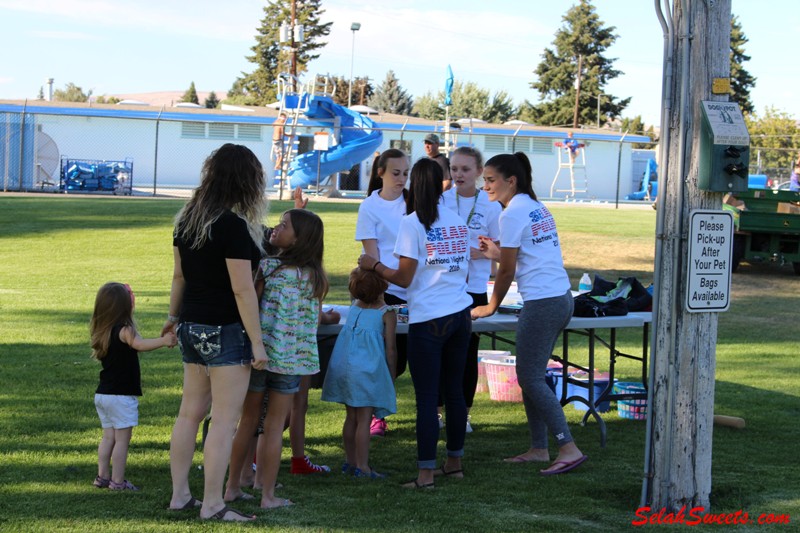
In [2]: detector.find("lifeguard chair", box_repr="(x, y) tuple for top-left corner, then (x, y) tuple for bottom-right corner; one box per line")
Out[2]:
(550, 140), (588, 198)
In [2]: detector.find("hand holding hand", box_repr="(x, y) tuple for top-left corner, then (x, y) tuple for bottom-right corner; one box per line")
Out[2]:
(163, 331), (178, 348)
(160, 321), (176, 337)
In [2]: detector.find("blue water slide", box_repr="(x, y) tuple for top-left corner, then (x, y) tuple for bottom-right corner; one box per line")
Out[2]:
(287, 96), (383, 188)
(626, 159), (658, 201)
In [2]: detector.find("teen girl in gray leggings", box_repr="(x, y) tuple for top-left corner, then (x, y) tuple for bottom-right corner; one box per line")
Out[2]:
(517, 292), (574, 448)
(472, 151), (587, 476)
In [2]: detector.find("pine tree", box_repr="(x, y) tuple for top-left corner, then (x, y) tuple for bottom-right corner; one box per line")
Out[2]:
(730, 15), (756, 115)
(324, 75), (373, 106)
(181, 82), (199, 104)
(527, 0), (629, 127)
(37, 87), (45, 100)
(369, 71), (414, 115)
(231, 0), (332, 106)
(204, 91), (220, 109)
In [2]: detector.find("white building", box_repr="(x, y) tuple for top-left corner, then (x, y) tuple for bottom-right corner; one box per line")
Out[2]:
(0, 99), (653, 201)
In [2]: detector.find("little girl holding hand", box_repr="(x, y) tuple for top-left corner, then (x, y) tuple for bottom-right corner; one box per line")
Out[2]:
(90, 282), (175, 491)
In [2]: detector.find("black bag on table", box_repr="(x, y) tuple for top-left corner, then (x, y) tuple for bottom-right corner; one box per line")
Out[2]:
(573, 274), (652, 317)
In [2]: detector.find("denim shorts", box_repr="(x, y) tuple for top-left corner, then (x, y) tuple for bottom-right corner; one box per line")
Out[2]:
(177, 322), (252, 367)
(248, 368), (301, 394)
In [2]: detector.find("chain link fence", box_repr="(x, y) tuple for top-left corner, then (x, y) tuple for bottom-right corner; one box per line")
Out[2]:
(2, 104), (659, 201)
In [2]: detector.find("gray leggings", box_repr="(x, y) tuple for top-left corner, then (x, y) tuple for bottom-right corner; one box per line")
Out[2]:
(516, 290), (574, 449)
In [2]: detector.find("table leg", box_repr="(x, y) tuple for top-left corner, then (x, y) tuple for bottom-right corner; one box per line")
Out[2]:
(578, 328), (607, 447)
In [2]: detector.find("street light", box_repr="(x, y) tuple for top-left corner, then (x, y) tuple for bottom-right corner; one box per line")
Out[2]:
(584, 93), (604, 129)
(348, 22), (361, 107)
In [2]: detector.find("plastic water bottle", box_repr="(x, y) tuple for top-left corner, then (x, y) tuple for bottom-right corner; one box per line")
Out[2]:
(578, 273), (592, 293)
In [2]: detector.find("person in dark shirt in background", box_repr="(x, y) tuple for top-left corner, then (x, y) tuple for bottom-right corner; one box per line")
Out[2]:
(424, 133), (452, 190)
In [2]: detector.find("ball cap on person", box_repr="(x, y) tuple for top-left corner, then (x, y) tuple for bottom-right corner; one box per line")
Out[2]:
(424, 133), (440, 144)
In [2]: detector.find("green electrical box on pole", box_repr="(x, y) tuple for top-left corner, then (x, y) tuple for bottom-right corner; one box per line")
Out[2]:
(697, 101), (750, 192)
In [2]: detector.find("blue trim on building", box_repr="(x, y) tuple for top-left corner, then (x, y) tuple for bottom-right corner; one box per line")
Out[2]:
(0, 102), (651, 143)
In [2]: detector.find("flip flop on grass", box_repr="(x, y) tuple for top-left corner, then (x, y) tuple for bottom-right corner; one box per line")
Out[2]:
(540, 455), (588, 476)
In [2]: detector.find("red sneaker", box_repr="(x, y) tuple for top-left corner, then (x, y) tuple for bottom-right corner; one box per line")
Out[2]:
(290, 455), (331, 475)
(370, 417), (387, 437)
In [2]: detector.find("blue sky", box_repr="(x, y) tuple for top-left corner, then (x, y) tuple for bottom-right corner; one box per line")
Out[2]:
(0, 0), (795, 126)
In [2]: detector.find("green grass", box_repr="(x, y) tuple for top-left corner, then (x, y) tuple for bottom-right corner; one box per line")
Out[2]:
(0, 195), (798, 532)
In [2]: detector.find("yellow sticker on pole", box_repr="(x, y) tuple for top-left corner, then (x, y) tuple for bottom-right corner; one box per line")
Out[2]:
(712, 78), (731, 94)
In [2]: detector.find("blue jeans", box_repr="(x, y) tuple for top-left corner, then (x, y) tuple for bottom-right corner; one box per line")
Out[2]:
(407, 307), (471, 469)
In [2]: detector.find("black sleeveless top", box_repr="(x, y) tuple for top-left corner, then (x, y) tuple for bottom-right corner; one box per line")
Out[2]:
(96, 324), (142, 396)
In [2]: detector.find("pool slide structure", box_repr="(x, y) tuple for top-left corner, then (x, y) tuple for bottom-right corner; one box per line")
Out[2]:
(286, 95), (383, 189)
(626, 158), (658, 201)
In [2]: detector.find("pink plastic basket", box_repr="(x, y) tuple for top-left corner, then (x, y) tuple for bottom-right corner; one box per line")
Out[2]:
(476, 351), (510, 393)
(485, 356), (523, 402)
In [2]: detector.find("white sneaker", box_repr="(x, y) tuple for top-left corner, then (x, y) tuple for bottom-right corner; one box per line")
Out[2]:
(438, 413), (444, 430)
(465, 415), (473, 434)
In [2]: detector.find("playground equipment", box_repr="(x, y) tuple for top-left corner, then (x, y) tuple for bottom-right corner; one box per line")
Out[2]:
(274, 74), (382, 195)
(626, 158), (658, 201)
(550, 139), (588, 198)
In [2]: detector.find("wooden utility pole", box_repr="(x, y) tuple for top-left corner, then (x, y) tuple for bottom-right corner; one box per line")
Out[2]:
(572, 54), (583, 129)
(645, 0), (731, 511)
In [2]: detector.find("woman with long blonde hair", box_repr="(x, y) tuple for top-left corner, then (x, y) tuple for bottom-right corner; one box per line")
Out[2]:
(163, 143), (268, 521)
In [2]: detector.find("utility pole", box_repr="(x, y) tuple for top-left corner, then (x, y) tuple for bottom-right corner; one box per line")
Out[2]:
(572, 54), (583, 129)
(290, 0), (297, 92)
(643, 0), (732, 512)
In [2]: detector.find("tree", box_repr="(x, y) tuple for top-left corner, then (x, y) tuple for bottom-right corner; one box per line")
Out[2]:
(413, 81), (516, 123)
(484, 91), (517, 124)
(37, 87), (44, 100)
(729, 15), (756, 115)
(527, 0), (629, 127)
(53, 83), (91, 102)
(230, 0), (332, 106)
(369, 70), (414, 115)
(181, 82), (199, 104)
(322, 75), (373, 106)
(620, 115), (658, 149)
(745, 106), (800, 181)
(95, 95), (121, 104)
(204, 91), (220, 109)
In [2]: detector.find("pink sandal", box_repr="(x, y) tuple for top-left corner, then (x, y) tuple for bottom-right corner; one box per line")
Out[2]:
(109, 479), (140, 491)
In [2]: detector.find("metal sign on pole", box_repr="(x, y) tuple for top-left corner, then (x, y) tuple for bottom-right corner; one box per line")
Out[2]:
(685, 209), (734, 312)
(313, 131), (330, 195)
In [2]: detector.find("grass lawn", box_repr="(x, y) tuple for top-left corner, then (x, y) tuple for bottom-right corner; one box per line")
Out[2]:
(0, 194), (797, 532)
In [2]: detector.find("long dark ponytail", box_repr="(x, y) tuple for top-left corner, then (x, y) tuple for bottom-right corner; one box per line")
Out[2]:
(367, 148), (408, 196)
(484, 152), (537, 201)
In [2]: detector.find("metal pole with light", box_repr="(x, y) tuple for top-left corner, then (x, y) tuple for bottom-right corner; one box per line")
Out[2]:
(348, 22), (361, 107)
